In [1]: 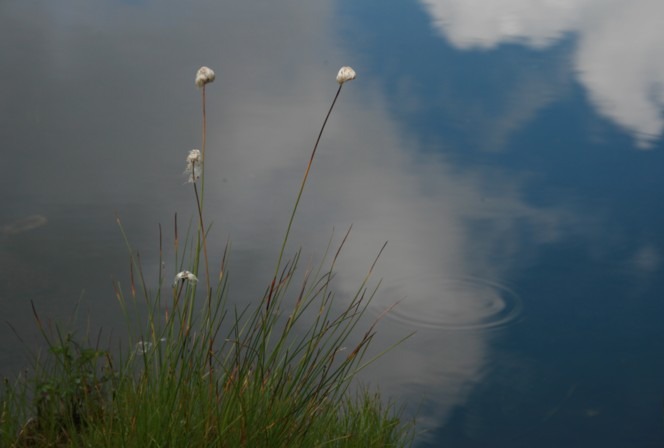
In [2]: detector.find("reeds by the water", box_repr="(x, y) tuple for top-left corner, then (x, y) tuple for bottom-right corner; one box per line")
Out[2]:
(0, 66), (413, 447)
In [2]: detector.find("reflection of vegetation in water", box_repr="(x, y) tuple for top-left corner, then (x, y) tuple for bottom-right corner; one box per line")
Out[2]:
(1, 66), (413, 447)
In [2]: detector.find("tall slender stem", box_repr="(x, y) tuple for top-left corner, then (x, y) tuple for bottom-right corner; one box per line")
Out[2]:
(190, 84), (211, 328)
(268, 84), (344, 308)
(200, 85), (207, 200)
(193, 181), (211, 303)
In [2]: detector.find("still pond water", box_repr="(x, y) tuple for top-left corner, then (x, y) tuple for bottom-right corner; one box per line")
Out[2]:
(2, 1), (664, 446)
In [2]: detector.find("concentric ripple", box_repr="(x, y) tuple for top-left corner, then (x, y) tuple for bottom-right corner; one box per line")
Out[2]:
(382, 276), (523, 331)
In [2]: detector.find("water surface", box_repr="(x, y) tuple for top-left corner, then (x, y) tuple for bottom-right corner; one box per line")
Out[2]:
(1, 1), (663, 446)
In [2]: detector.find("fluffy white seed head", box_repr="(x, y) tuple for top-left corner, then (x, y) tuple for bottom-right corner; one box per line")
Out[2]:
(185, 149), (202, 183)
(195, 66), (216, 88)
(135, 338), (167, 355)
(336, 66), (356, 84)
(173, 270), (199, 286)
(135, 341), (153, 355)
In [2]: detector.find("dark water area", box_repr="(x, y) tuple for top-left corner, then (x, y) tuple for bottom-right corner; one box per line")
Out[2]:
(2, 0), (664, 446)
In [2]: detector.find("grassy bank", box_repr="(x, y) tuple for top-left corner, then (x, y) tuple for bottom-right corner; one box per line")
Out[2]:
(0, 66), (413, 447)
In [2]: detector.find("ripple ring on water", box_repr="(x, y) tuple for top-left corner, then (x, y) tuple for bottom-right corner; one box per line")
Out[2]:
(383, 276), (523, 331)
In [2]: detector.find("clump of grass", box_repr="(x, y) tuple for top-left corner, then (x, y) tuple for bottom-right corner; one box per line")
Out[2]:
(0, 65), (413, 447)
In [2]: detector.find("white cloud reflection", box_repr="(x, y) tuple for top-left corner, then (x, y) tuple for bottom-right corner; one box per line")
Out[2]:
(188, 1), (567, 434)
(419, 0), (664, 148)
(209, 74), (564, 435)
(0, 0), (567, 437)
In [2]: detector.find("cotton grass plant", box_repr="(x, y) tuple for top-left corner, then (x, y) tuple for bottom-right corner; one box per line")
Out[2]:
(0, 65), (413, 447)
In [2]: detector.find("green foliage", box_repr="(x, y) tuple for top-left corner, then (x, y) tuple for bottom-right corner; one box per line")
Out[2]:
(0, 66), (414, 447)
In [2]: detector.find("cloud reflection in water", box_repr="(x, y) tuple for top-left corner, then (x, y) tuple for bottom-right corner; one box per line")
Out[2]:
(200, 40), (566, 435)
(418, 0), (664, 148)
(0, 0), (570, 437)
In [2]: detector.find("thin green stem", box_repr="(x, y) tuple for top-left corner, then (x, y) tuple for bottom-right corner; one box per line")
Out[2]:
(200, 85), (207, 200)
(193, 181), (212, 314)
(268, 84), (344, 308)
(189, 85), (210, 331)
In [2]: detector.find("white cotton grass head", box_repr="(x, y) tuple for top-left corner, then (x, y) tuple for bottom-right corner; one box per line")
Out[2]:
(134, 338), (167, 356)
(336, 66), (356, 84)
(173, 270), (198, 286)
(134, 341), (153, 356)
(185, 149), (202, 183)
(195, 66), (216, 88)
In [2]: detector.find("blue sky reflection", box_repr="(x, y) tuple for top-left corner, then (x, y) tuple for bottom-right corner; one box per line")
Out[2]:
(2, 0), (663, 443)
(419, 0), (664, 148)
